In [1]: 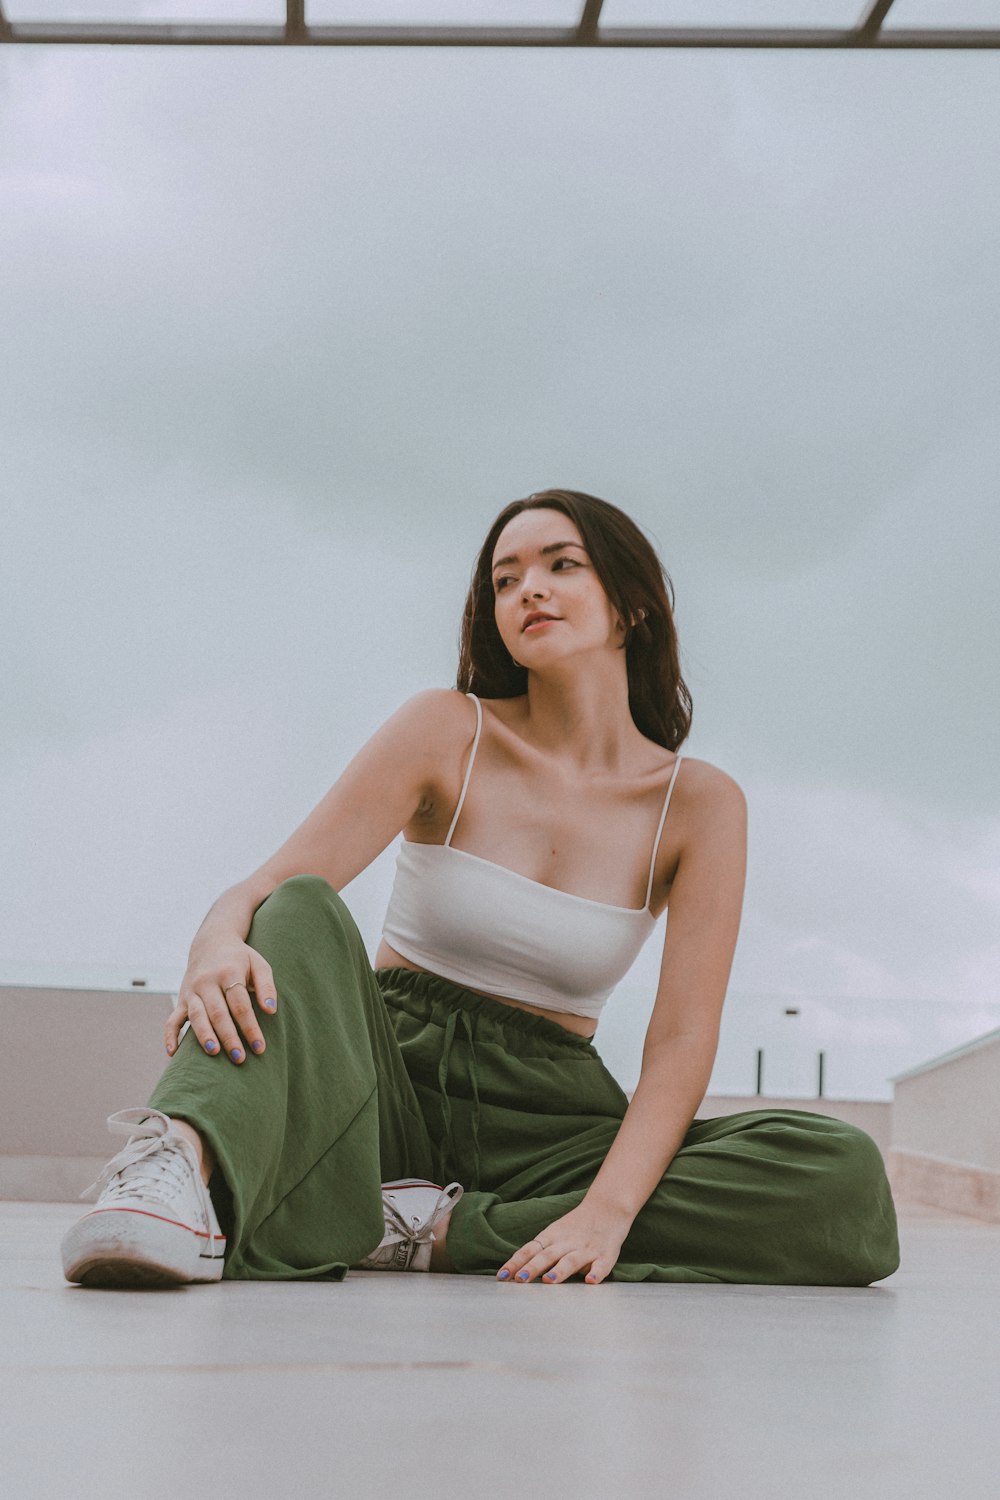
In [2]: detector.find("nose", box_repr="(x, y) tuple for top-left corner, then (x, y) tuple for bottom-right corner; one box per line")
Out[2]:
(520, 567), (550, 601)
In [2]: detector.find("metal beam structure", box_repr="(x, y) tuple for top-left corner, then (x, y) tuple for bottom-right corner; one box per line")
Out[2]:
(1, 1), (999, 50)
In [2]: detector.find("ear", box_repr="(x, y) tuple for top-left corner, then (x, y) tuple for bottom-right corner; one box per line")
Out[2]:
(619, 607), (647, 630)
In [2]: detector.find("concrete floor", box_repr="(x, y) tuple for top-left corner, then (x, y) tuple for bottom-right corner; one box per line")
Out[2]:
(2, 1201), (999, 1500)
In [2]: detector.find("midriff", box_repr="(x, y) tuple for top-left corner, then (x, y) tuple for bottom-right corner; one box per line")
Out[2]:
(372, 937), (599, 1039)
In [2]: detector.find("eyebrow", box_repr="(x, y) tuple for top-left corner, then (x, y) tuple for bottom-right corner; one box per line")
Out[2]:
(491, 540), (586, 572)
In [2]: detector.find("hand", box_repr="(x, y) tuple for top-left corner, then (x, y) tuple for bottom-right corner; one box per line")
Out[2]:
(165, 941), (278, 1065)
(496, 1201), (633, 1286)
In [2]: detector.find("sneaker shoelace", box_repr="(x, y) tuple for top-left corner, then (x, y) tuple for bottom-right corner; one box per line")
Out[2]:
(381, 1182), (463, 1267)
(81, 1109), (223, 1252)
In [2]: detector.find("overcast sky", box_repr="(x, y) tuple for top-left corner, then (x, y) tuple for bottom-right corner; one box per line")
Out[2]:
(2, 11), (998, 1097)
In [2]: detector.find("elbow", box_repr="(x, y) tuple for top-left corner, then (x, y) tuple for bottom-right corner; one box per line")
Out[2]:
(639, 1032), (718, 1097)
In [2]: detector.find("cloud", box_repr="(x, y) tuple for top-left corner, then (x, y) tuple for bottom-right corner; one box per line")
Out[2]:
(2, 39), (997, 1096)
(4, 44), (998, 548)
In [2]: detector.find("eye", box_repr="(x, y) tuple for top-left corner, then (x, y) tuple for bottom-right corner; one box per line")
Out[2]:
(494, 557), (580, 592)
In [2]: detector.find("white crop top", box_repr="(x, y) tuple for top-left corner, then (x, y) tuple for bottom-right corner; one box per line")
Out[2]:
(380, 693), (684, 1020)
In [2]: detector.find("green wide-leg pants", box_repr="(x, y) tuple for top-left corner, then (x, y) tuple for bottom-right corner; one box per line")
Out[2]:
(149, 875), (900, 1285)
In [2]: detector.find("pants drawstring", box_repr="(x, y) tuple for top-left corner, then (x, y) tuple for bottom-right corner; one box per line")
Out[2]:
(435, 1007), (482, 1192)
(467, 1012), (482, 1191)
(435, 1011), (457, 1186)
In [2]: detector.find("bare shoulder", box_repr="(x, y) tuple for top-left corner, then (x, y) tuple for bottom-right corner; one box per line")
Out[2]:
(390, 687), (478, 792)
(671, 755), (748, 850)
(676, 755), (747, 807)
(386, 688), (478, 827)
(396, 686), (478, 747)
(243, 689), (476, 898)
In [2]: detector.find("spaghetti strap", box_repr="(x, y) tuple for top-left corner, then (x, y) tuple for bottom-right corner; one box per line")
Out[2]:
(444, 693), (484, 847)
(644, 755), (684, 911)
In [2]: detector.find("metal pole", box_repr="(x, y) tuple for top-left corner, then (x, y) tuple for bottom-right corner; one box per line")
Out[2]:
(755, 1048), (764, 1096)
(817, 1051), (826, 1099)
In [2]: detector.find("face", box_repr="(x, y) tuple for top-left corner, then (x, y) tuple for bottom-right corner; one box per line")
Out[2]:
(490, 507), (626, 667)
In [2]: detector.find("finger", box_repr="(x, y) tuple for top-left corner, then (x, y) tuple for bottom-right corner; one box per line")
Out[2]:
(164, 1001), (187, 1055)
(248, 956), (278, 1016)
(585, 1260), (613, 1285)
(186, 994), (222, 1057)
(497, 1239), (551, 1281)
(202, 987), (249, 1064)
(508, 1244), (538, 1270)
(542, 1253), (588, 1284)
(223, 980), (267, 1056)
(512, 1246), (562, 1283)
(513, 1257), (550, 1283)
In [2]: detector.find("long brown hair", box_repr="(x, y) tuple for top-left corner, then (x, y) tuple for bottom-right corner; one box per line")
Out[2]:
(456, 489), (693, 752)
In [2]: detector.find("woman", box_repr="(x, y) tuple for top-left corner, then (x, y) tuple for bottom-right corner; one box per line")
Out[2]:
(61, 489), (900, 1289)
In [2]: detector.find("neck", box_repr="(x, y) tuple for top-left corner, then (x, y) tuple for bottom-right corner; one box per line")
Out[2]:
(520, 654), (640, 774)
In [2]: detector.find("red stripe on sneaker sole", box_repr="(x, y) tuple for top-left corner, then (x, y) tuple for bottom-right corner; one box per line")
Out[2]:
(85, 1206), (225, 1248)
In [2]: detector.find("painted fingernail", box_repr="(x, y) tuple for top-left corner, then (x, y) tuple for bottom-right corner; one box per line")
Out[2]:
(497, 1269), (510, 1280)
(204, 1040), (218, 1053)
(263, 999), (276, 1011)
(544, 1272), (557, 1281)
(516, 1271), (529, 1281)
(251, 1040), (264, 1053)
(230, 1048), (243, 1061)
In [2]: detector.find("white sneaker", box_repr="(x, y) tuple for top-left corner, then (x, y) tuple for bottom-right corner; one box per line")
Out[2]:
(61, 1108), (227, 1288)
(353, 1178), (464, 1272)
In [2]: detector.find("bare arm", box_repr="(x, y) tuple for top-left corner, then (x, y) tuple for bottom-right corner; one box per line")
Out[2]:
(584, 763), (748, 1219)
(496, 760), (748, 1284)
(186, 881), (274, 962)
(241, 687), (468, 901)
(167, 687), (469, 1062)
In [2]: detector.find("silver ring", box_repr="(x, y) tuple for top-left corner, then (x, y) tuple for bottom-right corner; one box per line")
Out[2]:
(224, 982), (248, 995)
(531, 1237), (547, 1250)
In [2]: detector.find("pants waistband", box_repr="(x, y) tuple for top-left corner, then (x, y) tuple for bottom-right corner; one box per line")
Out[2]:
(374, 965), (598, 1054)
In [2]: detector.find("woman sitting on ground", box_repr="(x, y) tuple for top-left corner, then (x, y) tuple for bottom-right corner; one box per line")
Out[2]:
(61, 488), (900, 1289)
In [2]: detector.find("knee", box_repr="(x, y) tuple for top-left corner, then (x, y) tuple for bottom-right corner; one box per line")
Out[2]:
(786, 1115), (884, 1203)
(813, 1121), (900, 1284)
(267, 873), (337, 907)
(822, 1120), (887, 1194)
(254, 874), (357, 939)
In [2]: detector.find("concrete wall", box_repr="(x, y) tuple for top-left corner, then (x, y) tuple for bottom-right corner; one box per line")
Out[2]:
(888, 1028), (1000, 1222)
(891, 1028), (1000, 1168)
(1, 985), (173, 1200)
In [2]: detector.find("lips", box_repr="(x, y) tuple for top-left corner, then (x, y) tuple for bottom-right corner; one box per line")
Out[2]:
(522, 612), (561, 631)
